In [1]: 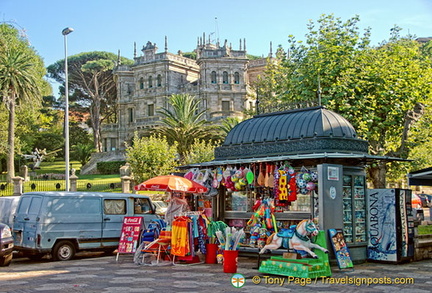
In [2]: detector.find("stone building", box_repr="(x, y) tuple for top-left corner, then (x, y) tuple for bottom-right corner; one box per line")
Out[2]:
(101, 34), (271, 152)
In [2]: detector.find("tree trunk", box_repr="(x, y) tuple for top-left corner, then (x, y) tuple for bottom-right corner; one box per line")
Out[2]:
(367, 161), (387, 189)
(6, 99), (15, 182)
(91, 98), (102, 152)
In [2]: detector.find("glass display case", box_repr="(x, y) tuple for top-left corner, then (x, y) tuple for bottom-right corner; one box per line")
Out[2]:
(342, 174), (367, 243)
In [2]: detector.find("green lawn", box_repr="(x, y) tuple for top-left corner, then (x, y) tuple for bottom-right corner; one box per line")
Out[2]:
(418, 225), (432, 235)
(35, 160), (81, 175)
(22, 160), (123, 193)
(31, 160), (162, 195)
(0, 159), (163, 195)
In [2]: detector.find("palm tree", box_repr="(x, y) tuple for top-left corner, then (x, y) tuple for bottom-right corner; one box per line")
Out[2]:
(220, 117), (242, 135)
(0, 29), (43, 181)
(155, 94), (220, 163)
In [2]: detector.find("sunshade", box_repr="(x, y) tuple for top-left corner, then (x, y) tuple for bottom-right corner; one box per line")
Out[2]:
(134, 175), (208, 193)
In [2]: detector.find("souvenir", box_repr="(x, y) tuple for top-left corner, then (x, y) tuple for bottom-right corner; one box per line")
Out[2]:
(257, 163), (265, 186)
(278, 169), (288, 200)
(267, 164), (275, 188)
(310, 171), (318, 182)
(306, 181), (316, 191)
(246, 168), (254, 184)
(264, 164), (270, 187)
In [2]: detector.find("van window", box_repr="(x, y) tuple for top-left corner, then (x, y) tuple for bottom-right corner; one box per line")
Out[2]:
(17, 197), (32, 214)
(28, 197), (42, 214)
(104, 199), (126, 215)
(49, 198), (100, 214)
(18, 196), (42, 214)
(133, 198), (152, 214)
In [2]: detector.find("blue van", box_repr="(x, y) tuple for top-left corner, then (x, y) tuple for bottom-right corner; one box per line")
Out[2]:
(13, 192), (159, 261)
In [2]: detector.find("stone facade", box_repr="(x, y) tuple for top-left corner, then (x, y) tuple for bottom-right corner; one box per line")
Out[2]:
(101, 35), (270, 152)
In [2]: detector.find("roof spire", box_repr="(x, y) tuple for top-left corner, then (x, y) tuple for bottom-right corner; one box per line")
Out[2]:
(117, 50), (121, 65)
(269, 41), (273, 57)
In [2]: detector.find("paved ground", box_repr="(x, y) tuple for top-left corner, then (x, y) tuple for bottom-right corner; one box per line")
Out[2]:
(0, 253), (431, 293)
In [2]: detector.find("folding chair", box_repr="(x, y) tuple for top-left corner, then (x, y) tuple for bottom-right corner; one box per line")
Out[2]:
(141, 230), (172, 264)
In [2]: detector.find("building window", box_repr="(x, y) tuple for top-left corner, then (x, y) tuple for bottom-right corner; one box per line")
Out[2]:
(211, 71), (217, 84)
(148, 76), (153, 88)
(157, 74), (162, 87)
(139, 77), (144, 89)
(128, 108), (134, 123)
(110, 138), (116, 151)
(222, 101), (230, 111)
(148, 104), (154, 116)
(223, 71), (229, 84)
(234, 72), (240, 84)
(103, 138), (108, 152)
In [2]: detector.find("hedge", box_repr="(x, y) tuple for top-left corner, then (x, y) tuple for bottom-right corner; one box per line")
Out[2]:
(97, 161), (126, 175)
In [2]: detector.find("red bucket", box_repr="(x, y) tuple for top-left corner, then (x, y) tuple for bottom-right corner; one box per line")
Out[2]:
(205, 243), (218, 264)
(223, 250), (238, 273)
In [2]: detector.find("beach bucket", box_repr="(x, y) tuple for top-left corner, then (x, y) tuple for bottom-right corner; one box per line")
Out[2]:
(205, 243), (218, 264)
(223, 250), (238, 273)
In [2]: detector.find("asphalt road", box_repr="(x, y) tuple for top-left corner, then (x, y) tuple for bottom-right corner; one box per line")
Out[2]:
(0, 252), (431, 293)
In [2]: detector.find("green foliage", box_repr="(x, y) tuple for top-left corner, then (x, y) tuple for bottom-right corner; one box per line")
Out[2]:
(418, 225), (432, 235)
(220, 117), (242, 136)
(125, 133), (178, 183)
(72, 143), (95, 166)
(253, 14), (432, 187)
(155, 94), (221, 164)
(33, 131), (64, 154)
(182, 52), (196, 59)
(47, 51), (133, 152)
(96, 161), (126, 175)
(247, 54), (262, 60)
(183, 139), (219, 165)
(70, 122), (93, 146)
(0, 23), (49, 181)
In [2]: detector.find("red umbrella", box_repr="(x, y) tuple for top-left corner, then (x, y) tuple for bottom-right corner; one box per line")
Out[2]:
(134, 175), (208, 193)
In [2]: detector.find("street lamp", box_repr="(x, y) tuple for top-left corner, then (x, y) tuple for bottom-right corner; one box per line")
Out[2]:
(62, 27), (73, 191)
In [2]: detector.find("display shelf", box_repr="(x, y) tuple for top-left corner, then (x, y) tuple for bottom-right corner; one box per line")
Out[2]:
(342, 173), (367, 244)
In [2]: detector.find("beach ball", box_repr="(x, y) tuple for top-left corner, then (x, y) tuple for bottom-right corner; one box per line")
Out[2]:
(300, 188), (308, 194)
(297, 178), (307, 189)
(306, 182), (316, 191)
(310, 172), (318, 182)
(302, 172), (311, 182)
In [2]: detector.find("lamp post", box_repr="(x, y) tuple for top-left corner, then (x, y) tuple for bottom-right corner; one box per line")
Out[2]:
(62, 27), (73, 191)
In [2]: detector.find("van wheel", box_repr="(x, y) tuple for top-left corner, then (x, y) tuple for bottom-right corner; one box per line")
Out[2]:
(52, 241), (75, 261)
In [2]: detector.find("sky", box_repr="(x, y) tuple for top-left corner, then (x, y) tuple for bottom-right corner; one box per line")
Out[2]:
(1, 0), (432, 95)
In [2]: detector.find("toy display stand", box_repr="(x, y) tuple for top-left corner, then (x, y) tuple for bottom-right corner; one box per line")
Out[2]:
(259, 231), (332, 278)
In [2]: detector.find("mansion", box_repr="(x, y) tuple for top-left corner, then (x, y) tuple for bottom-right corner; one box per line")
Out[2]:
(101, 34), (271, 152)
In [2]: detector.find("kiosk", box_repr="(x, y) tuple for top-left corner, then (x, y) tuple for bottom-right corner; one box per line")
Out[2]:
(184, 106), (405, 263)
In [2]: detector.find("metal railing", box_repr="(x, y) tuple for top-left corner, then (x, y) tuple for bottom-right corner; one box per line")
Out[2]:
(0, 177), (124, 196)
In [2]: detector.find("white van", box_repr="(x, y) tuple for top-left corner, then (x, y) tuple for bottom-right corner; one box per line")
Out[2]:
(13, 192), (159, 261)
(0, 196), (20, 228)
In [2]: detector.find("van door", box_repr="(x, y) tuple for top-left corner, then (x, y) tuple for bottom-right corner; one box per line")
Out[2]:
(13, 195), (43, 249)
(46, 196), (103, 250)
(102, 198), (127, 247)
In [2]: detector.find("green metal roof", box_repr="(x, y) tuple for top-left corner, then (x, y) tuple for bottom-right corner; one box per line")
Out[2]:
(215, 106), (369, 160)
(182, 153), (408, 168)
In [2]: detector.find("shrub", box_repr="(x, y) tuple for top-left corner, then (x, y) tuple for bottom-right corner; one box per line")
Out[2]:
(97, 161), (126, 175)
